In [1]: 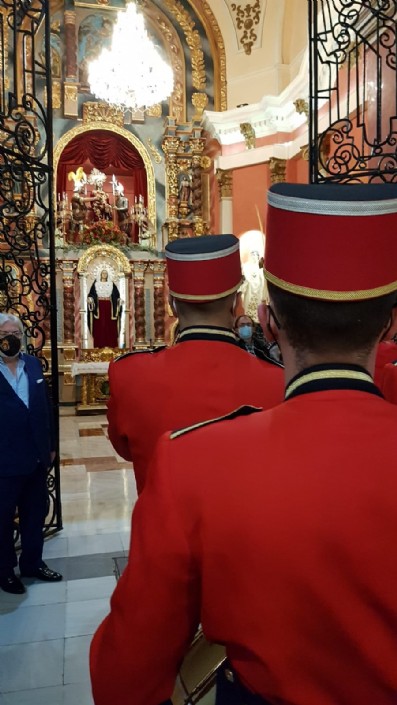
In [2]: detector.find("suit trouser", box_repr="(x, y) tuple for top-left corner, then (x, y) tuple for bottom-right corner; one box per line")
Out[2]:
(0, 464), (48, 576)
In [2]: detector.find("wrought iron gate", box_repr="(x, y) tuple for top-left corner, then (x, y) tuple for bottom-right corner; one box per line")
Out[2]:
(309, 0), (397, 183)
(0, 0), (62, 536)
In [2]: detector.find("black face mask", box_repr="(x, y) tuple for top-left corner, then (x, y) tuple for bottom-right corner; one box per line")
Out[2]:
(0, 334), (22, 358)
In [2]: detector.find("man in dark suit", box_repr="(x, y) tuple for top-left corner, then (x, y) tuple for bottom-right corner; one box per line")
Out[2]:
(0, 313), (62, 594)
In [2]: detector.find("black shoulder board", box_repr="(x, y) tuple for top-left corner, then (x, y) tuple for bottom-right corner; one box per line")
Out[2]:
(114, 346), (167, 362)
(170, 405), (263, 440)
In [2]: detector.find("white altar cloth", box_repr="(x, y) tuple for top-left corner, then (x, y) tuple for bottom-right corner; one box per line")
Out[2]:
(71, 361), (110, 377)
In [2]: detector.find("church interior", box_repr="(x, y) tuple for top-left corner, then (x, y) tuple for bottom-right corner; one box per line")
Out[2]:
(1, 0), (396, 702)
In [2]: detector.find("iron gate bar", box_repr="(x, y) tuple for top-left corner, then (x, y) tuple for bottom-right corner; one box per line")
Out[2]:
(309, 0), (397, 184)
(0, 0), (62, 538)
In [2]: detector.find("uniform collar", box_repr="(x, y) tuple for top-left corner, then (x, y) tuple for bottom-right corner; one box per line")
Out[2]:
(177, 325), (239, 346)
(285, 363), (383, 401)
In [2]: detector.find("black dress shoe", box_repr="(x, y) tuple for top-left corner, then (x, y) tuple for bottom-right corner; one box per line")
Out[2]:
(20, 563), (63, 582)
(0, 573), (26, 594)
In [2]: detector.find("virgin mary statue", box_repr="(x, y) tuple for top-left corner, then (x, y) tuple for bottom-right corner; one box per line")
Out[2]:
(87, 269), (122, 348)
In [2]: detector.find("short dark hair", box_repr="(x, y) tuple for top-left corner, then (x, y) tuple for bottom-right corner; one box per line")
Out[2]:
(235, 314), (255, 327)
(268, 282), (397, 356)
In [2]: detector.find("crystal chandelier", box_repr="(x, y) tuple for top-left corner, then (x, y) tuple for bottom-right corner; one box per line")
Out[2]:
(88, 2), (174, 112)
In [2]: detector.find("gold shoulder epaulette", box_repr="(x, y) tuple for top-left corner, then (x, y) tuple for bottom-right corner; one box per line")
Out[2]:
(114, 346), (167, 362)
(170, 405), (263, 440)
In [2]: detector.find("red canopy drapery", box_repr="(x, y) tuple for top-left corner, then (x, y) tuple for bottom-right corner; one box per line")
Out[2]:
(57, 129), (147, 203)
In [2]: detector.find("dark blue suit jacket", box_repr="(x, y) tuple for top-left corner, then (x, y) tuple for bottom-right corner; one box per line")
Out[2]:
(0, 354), (54, 477)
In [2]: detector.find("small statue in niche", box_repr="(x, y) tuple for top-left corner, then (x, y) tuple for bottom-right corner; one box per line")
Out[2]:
(113, 177), (130, 235)
(88, 169), (113, 222)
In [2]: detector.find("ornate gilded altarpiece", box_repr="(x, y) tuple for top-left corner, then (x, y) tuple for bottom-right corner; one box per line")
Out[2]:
(48, 0), (224, 410)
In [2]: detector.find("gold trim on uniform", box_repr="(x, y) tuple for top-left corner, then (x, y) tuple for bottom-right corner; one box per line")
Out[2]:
(285, 369), (373, 399)
(178, 327), (238, 341)
(264, 270), (397, 301)
(170, 405), (262, 439)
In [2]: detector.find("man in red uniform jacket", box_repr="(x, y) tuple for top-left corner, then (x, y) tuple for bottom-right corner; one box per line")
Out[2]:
(107, 234), (284, 494)
(91, 183), (397, 705)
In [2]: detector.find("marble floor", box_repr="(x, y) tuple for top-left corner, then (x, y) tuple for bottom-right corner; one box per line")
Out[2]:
(0, 413), (137, 705)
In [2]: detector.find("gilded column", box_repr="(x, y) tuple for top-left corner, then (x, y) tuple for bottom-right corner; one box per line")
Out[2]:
(153, 262), (166, 346)
(162, 136), (181, 241)
(64, 11), (78, 80)
(60, 261), (76, 343)
(216, 169), (233, 234)
(190, 137), (206, 237)
(132, 261), (147, 348)
(269, 158), (287, 185)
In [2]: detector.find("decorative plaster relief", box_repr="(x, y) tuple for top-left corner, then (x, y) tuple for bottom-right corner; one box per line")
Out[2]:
(228, 0), (265, 55)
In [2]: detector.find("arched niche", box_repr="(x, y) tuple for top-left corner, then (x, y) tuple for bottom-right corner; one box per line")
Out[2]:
(53, 122), (157, 240)
(77, 243), (131, 349)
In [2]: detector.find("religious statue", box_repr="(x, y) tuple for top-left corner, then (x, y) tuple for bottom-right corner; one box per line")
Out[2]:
(239, 250), (267, 322)
(88, 169), (113, 222)
(68, 167), (90, 242)
(113, 178), (130, 235)
(179, 173), (191, 204)
(87, 268), (122, 348)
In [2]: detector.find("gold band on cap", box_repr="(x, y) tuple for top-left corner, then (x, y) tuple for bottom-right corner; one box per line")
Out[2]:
(264, 269), (397, 301)
(169, 280), (243, 301)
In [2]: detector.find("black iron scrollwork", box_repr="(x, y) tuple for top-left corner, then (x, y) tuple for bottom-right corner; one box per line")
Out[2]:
(0, 0), (61, 538)
(310, 0), (397, 183)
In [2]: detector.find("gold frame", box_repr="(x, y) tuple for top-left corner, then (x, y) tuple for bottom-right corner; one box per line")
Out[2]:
(77, 243), (131, 275)
(53, 121), (157, 247)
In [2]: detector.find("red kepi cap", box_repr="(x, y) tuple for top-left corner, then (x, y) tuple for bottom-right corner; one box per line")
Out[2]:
(264, 183), (397, 301)
(165, 234), (243, 302)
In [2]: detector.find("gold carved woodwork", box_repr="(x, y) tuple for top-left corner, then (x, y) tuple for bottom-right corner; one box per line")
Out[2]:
(146, 103), (162, 118)
(216, 169), (233, 199)
(64, 85), (78, 102)
(240, 122), (256, 149)
(147, 138), (162, 163)
(269, 158), (287, 184)
(83, 102), (124, 127)
(300, 144), (310, 162)
(164, 0), (206, 91)
(0, 291), (7, 311)
(186, 0), (227, 110)
(200, 155), (212, 170)
(78, 348), (123, 407)
(53, 121), (157, 249)
(294, 99), (309, 119)
(77, 243), (131, 275)
(230, 0), (262, 56)
(192, 92), (208, 118)
(52, 81), (61, 109)
(0, 8), (10, 93)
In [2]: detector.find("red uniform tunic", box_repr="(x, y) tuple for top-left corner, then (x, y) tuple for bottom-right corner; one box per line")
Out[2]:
(107, 326), (284, 493)
(91, 364), (397, 705)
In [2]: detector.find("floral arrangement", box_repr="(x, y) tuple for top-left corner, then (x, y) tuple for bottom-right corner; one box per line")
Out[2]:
(81, 220), (126, 246)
